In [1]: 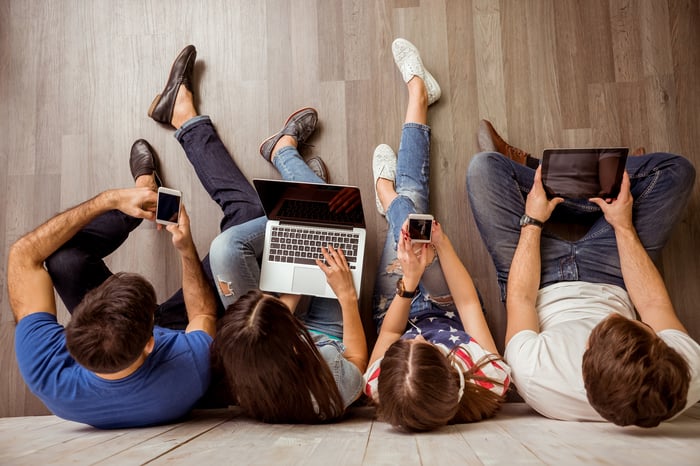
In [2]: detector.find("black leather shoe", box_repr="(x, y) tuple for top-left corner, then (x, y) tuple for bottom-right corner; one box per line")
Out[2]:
(148, 45), (197, 127)
(130, 139), (162, 186)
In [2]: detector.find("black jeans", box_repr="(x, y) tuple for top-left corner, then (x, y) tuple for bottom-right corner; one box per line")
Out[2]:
(46, 116), (265, 329)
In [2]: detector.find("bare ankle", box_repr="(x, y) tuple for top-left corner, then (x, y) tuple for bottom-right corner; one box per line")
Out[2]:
(171, 85), (197, 129)
(270, 135), (297, 162)
(135, 174), (157, 191)
(376, 178), (397, 212)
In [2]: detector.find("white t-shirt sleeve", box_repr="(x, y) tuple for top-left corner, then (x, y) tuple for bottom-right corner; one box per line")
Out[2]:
(658, 329), (700, 415)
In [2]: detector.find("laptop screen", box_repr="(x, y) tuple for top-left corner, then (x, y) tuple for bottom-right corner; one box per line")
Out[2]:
(253, 179), (366, 228)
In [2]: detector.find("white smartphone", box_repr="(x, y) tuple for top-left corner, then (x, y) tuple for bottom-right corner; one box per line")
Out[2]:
(156, 187), (182, 225)
(408, 213), (434, 243)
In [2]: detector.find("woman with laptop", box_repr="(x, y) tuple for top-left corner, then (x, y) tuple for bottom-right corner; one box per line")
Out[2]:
(207, 108), (368, 423)
(362, 38), (511, 432)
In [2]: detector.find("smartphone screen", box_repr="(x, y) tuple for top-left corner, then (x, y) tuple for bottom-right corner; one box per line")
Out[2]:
(156, 188), (181, 225)
(408, 215), (433, 243)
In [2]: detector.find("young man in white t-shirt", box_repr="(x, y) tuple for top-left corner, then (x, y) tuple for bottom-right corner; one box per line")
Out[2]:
(467, 123), (699, 427)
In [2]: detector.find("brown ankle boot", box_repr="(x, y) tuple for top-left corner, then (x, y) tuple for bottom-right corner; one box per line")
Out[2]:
(478, 120), (538, 168)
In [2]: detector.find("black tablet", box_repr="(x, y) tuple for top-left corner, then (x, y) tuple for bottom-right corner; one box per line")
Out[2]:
(541, 148), (628, 199)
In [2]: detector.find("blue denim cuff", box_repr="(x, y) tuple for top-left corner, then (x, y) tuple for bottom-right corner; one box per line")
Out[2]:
(174, 115), (211, 140)
(402, 122), (431, 132)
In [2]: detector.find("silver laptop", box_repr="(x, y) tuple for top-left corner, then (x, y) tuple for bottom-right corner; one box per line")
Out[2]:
(254, 179), (367, 299)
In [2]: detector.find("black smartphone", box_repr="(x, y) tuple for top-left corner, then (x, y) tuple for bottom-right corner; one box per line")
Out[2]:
(408, 214), (433, 243)
(156, 187), (182, 225)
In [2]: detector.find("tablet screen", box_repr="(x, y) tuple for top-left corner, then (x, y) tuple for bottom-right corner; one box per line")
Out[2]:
(541, 148), (628, 199)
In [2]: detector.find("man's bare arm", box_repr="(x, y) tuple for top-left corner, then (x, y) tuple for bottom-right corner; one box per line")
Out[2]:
(590, 172), (685, 333)
(167, 207), (217, 337)
(506, 167), (564, 345)
(7, 189), (157, 323)
(505, 226), (543, 345)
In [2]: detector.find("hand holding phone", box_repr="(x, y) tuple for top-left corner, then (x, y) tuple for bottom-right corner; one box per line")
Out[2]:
(156, 187), (182, 225)
(408, 213), (434, 243)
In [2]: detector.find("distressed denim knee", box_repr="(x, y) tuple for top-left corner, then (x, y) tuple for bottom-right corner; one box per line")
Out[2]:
(208, 216), (267, 307)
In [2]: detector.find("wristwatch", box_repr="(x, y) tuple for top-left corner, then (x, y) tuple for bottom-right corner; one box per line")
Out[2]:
(396, 278), (418, 299)
(519, 214), (544, 228)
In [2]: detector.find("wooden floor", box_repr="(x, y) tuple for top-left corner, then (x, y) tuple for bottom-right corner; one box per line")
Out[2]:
(1, 0), (698, 433)
(0, 403), (698, 465)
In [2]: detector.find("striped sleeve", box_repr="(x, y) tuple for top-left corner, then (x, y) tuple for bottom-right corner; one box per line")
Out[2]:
(362, 358), (382, 401)
(453, 340), (511, 396)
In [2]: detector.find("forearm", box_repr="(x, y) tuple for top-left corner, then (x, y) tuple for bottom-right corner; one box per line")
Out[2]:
(368, 296), (412, 366)
(279, 294), (303, 313)
(505, 226), (542, 343)
(338, 296), (368, 371)
(14, 191), (117, 266)
(614, 226), (685, 331)
(181, 248), (217, 330)
(434, 239), (498, 353)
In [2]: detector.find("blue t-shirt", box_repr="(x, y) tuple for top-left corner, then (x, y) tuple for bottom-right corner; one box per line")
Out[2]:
(15, 312), (212, 429)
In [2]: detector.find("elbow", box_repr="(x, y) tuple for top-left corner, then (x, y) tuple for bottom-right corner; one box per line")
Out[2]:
(8, 237), (33, 271)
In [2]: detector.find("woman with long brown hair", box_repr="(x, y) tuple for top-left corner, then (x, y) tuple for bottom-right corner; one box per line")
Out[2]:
(208, 108), (367, 423)
(363, 38), (510, 431)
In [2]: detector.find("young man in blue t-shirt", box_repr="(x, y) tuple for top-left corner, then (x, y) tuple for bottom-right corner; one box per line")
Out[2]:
(8, 45), (266, 428)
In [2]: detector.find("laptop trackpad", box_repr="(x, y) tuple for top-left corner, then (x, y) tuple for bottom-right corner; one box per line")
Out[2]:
(292, 267), (327, 295)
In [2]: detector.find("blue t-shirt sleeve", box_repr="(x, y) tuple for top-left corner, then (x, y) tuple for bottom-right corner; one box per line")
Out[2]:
(15, 313), (74, 394)
(186, 330), (214, 387)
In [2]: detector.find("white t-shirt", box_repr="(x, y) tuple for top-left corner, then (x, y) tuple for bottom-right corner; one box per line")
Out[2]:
(504, 281), (700, 422)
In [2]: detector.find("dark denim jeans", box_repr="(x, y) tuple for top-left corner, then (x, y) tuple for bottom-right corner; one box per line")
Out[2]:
(467, 151), (696, 301)
(45, 116), (265, 329)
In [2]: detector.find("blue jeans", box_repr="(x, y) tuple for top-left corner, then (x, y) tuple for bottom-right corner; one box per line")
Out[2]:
(372, 123), (460, 331)
(467, 151), (696, 301)
(45, 116), (265, 329)
(208, 146), (344, 338)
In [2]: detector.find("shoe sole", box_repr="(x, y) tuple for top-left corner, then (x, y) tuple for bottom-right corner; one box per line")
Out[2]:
(147, 94), (162, 118)
(477, 120), (497, 152)
(373, 144), (397, 216)
(258, 106), (318, 158)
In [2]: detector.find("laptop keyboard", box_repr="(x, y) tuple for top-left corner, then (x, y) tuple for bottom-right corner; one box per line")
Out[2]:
(269, 225), (359, 269)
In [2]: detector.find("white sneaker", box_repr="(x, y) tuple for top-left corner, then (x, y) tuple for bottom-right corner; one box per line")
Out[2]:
(373, 144), (397, 216)
(392, 38), (441, 105)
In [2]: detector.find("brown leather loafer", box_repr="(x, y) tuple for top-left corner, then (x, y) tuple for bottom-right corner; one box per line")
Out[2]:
(148, 45), (197, 127)
(130, 139), (162, 186)
(259, 107), (318, 162)
(478, 119), (539, 169)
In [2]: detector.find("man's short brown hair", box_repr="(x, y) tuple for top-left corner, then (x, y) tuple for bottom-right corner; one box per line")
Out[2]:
(66, 272), (156, 373)
(582, 313), (690, 427)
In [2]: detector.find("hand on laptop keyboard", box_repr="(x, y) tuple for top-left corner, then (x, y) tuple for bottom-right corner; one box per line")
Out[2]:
(315, 245), (357, 301)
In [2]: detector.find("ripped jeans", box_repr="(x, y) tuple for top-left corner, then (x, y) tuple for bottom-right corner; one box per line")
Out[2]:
(372, 123), (460, 331)
(208, 146), (345, 339)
